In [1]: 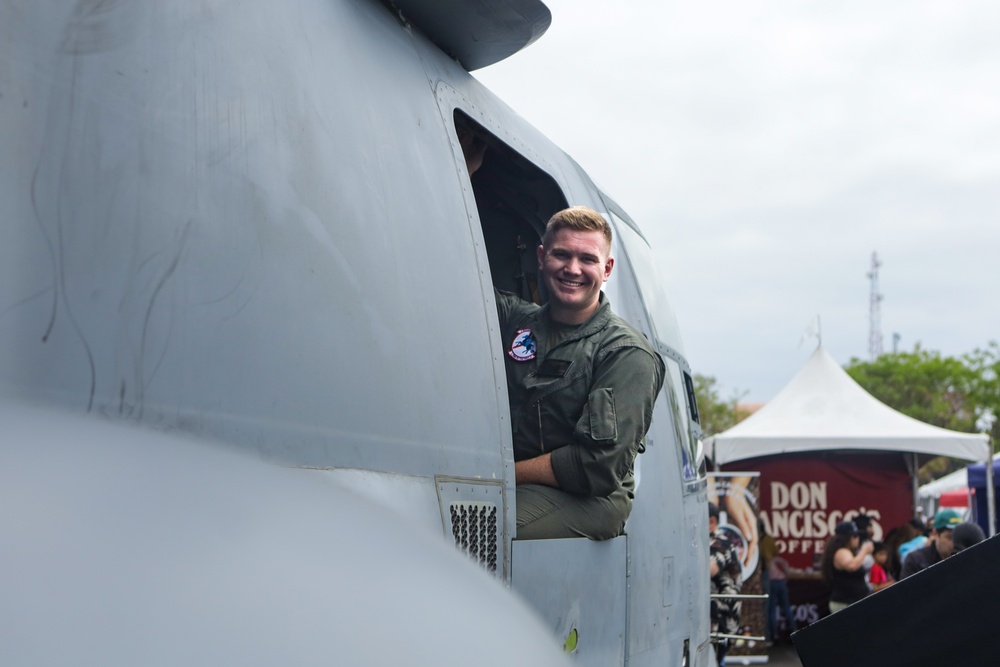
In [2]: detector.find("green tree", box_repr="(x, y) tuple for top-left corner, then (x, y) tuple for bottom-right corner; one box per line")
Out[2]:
(693, 374), (747, 437)
(845, 345), (978, 432)
(845, 343), (999, 482)
(964, 341), (1000, 445)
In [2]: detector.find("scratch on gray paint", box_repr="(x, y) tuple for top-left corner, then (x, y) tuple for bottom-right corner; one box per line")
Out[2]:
(30, 162), (59, 343)
(55, 202), (97, 412)
(29, 61), (98, 410)
(220, 258), (260, 322)
(56, 54), (98, 411)
(0, 287), (54, 322)
(136, 220), (192, 419)
(60, 0), (136, 56)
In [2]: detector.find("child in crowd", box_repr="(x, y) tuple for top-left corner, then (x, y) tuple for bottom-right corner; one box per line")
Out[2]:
(868, 542), (894, 592)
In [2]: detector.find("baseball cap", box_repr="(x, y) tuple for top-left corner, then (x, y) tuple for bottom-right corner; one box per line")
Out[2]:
(952, 522), (986, 552)
(932, 508), (962, 530)
(834, 520), (860, 537)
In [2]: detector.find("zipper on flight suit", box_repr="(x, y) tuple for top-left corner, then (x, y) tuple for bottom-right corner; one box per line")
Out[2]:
(537, 401), (544, 452)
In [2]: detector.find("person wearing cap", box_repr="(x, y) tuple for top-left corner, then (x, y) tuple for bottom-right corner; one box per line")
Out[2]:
(820, 520), (874, 613)
(951, 521), (986, 554)
(899, 508), (962, 579)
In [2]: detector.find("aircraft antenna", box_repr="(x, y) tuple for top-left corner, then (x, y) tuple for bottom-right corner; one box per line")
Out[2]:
(867, 251), (883, 361)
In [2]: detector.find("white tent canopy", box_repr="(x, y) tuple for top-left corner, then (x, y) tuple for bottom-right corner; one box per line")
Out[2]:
(707, 346), (990, 466)
(918, 466), (969, 499)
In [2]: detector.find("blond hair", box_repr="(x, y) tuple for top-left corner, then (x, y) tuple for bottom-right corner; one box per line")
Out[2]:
(542, 206), (612, 251)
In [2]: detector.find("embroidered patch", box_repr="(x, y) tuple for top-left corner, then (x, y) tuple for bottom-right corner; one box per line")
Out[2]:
(508, 328), (536, 361)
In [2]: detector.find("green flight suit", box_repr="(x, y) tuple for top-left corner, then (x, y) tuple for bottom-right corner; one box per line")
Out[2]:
(496, 290), (665, 539)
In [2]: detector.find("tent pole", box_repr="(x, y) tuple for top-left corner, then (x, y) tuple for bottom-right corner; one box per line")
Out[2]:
(986, 448), (996, 537)
(911, 452), (920, 519)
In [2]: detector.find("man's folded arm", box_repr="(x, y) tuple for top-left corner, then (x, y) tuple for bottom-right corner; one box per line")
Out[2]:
(550, 345), (664, 497)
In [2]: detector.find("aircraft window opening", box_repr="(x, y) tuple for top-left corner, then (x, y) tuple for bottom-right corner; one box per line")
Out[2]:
(683, 371), (700, 425)
(453, 110), (568, 301)
(664, 360), (698, 483)
(682, 369), (706, 482)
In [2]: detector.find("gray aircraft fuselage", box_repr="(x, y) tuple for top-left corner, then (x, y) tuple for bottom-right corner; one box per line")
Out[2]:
(0, 0), (712, 664)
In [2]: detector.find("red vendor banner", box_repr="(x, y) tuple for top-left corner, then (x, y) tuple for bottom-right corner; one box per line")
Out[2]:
(724, 452), (916, 638)
(731, 453), (914, 570)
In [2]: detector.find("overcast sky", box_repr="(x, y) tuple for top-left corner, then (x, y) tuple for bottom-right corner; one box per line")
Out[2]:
(476, 0), (1000, 402)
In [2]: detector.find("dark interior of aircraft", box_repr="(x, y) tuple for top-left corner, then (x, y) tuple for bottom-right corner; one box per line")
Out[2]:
(455, 111), (568, 304)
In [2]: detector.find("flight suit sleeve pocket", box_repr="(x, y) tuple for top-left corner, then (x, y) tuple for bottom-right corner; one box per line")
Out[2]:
(588, 388), (618, 441)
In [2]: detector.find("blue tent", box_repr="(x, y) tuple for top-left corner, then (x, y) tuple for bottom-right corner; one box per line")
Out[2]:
(967, 458), (1000, 535)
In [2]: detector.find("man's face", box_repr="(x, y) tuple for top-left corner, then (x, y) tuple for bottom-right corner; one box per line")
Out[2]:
(537, 228), (613, 323)
(936, 529), (954, 558)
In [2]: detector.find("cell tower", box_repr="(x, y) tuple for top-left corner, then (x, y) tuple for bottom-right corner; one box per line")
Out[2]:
(867, 251), (883, 361)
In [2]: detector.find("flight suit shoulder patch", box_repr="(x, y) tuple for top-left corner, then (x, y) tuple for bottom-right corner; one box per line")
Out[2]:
(508, 328), (536, 361)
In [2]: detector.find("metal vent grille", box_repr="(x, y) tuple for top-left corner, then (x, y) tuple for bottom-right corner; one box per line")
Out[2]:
(449, 501), (499, 573)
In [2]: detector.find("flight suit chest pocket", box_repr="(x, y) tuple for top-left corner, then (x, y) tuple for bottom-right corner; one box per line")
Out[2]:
(588, 388), (618, 441)
(523, 358), (579, 392)
(536, 358), (571, 378)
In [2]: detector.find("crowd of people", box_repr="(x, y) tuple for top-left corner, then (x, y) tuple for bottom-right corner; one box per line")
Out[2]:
(820, 509), (987, 613)
(709, 504), (988, 665)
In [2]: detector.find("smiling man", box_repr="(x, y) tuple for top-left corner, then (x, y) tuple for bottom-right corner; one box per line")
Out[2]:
(495, 206), (665, 540)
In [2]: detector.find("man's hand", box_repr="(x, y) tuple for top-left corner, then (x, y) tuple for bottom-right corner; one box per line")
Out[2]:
(515, 453), (559, 487)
